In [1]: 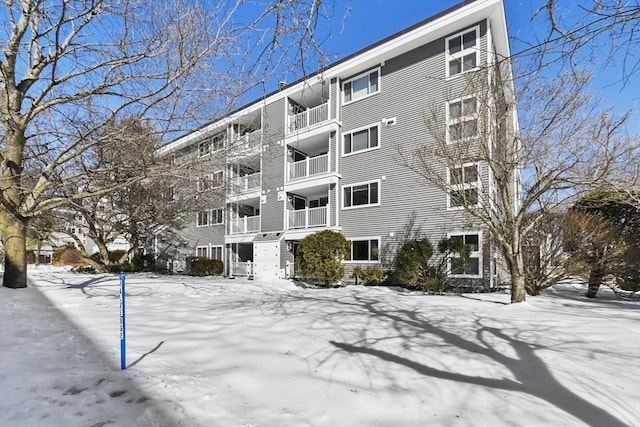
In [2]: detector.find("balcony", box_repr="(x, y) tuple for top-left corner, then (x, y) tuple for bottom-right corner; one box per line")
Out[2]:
(288, 154), (329, 181)
(230, 215), (261, 235)
(287, 206), (328, 229)
(229, 129), (261, 155)
(230, 172), (261, 196)
(287, 103), (328, 134)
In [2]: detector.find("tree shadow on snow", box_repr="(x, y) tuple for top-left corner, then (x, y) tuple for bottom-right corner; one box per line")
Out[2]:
(273, 291), (630, 427)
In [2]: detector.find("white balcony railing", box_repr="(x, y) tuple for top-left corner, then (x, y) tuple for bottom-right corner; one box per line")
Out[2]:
(287, 206), (328, 229)
(232, 261), (254, 276)
(230, 129), (261, 154)
(288, 102), (329, 133)
(288, 154), (329, 181)
(230, 215), (261, 235)
(230, 172), (261, 195)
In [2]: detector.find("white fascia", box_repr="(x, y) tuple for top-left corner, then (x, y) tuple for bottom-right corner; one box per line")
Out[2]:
(326, 0), (508, 81)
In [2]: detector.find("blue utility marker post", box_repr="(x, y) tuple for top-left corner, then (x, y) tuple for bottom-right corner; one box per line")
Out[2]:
(120, 274), (126, 370)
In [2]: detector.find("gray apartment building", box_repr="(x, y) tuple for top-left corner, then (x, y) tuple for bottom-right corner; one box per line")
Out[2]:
(159, 0), (516, 288)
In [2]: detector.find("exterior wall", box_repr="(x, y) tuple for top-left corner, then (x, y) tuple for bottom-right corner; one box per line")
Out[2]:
(156, 2), (514, 284)
(261, 99), (286, 232)
(339, 21), (490, 279)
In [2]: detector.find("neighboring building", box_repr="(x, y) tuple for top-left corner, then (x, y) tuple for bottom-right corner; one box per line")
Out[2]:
(159, 0), (516, 287)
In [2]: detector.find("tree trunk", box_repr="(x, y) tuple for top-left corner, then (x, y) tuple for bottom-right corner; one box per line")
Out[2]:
(510, 250), (527, 303)
(586, 264), (605, 298)
(1, 211), (28, 289)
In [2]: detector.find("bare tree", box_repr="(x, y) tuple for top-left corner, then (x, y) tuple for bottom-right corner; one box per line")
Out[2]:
(1, 0), (333, 288)
(403, 57), (637, 302)
(534, 1), (640, 86)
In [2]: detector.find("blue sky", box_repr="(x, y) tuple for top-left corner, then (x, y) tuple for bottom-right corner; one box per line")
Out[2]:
(311, 0), (638, 133)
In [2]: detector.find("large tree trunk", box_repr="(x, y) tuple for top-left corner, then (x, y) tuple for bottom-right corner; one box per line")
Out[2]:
(586, 264), (605, 298)
(1, 211), (28, 289)
(504, 233), (527, 303)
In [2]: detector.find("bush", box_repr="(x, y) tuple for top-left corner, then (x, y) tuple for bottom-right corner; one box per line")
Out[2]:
(295, 230), (350, 286)
(186, 257), (224, 276)
(52, 243), (75, 264)
(353, 265), (386, 285)
(394, 239), (434, 287)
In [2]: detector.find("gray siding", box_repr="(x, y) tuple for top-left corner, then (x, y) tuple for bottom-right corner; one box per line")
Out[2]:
(261, 99), (286, 232)
(330, 78), (338, 120)
(338, 20), (490, 268)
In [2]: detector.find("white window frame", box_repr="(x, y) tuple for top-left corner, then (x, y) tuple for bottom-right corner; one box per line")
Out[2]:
(211, 208), (224, 225)
(447, 231), (482, 278)
(342, 180), (381, 210)
(196, 210), (210, 227)
(447, 95), (479, 143)
(198, 133), (225, 158)
(198, 139), (211, 158)
(196, 246), (209, 258)
(343, 68), (380, 105)
(197, 171), (224, 192)
(346, 237), (380, 263)
(447, 162), (480, 210)
(210, 245), (223, 261)
(446, 26), (480, 78)
(343, 123), (380, 156)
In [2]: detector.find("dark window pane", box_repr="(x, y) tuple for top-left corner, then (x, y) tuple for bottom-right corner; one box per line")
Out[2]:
(463, 30), (476, 49)
(450, 167), (463, 185)
(450, 190), (463, 207)
(352, 129), (369, 151)
(344, 187), (352, 207)
(344, 82), (351, 102)
(369, 182), (379, 204)
(451, 257), (465, 274)
(370, 126), (378, 148)
(463, 98), (477, 115)
(449, 58), (462, 76)
(352, 184), (369, 205)
(464, 165), (478, 183)
(465, 234), (479, 251)
(463, 53), (476, 70)
(370, 71), (378, 92)
(352, 240), (369, 260)
(463, 120), (478, 138)
(344, 134), (352, 154)
(465, 188), (478, 205)
(465, 257), (480, 274)
(449, 36), (462, 54)
(370, 240), (379, 261)
(449, 101), (462, 119)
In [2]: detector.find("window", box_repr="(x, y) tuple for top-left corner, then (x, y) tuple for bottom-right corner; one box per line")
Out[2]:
(446, 27), (479, 77)
(347, 238), (379, 262)
(197, 210), (209, 227)
(449, 233), (481, 276)
(343, 181), (380, 208)
(210, 246), (223, 261)
(198, 133), (225, 157)
(211, 208), (224, 224)
(344, 124), (379, 155)
(197, 171), (224, 192)
(449, 163), (480, 208)
(309, 197), (328, 208)
(212, 171), (223, 188)
(196, 246), (208, 258)
(197, 175), (210, 192)
(343, 69), (379, 103)
(198, 139), (211, 157)
(448, 97), (478, 142)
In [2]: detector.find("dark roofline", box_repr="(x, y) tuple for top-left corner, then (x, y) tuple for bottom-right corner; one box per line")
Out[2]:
(167, 0), (477, 146)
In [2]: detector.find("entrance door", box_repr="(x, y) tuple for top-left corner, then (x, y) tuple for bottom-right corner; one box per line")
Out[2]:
(253, 242), (281, 279)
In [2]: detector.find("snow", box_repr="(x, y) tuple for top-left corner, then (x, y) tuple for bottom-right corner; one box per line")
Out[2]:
(1, 266), (639, 427)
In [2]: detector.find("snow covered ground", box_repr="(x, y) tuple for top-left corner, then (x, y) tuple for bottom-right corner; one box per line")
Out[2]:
(1, 266), (638, 427)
